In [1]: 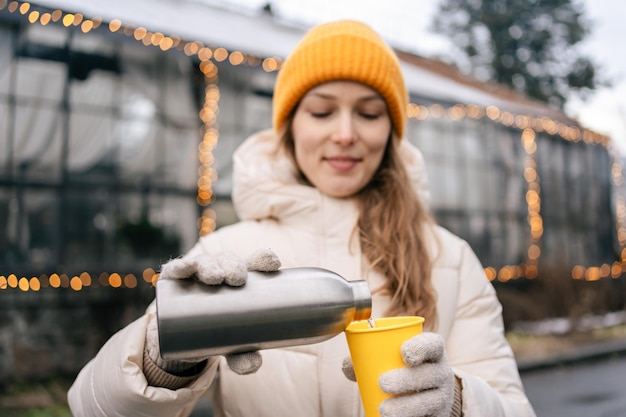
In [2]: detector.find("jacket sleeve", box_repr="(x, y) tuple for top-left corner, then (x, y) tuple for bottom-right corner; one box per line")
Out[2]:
(446, 241), (536, 417)
(67, 309), (219, 417)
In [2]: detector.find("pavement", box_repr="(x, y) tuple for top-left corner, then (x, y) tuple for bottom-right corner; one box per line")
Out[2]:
(517, 337), (626, 373)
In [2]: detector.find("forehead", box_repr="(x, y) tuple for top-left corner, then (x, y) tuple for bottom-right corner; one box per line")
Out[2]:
(302, 80), (384, 100)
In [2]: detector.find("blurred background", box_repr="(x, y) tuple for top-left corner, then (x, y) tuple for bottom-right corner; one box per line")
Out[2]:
(1, 0), (625, 415)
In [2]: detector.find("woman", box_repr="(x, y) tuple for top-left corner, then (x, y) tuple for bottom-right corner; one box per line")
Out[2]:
(68, 20), (536, 417)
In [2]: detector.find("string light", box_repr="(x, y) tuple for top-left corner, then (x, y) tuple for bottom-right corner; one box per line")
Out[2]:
(1, 0), (623, 287)
(0, 1), (285, 73)
(197, 61), (220, 236)
(0, 268), (159, 291)
(409, 103), (620, 282)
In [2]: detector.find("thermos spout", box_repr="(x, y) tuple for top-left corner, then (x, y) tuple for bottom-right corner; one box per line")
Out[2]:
(352, 280), (373, 321)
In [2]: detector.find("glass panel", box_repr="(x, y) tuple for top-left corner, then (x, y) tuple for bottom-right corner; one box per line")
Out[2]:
(0, 24), (201, 277)
(212, 65), (275, 198)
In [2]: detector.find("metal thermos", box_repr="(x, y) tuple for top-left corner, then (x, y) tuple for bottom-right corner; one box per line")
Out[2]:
(156, 267), (372, 360)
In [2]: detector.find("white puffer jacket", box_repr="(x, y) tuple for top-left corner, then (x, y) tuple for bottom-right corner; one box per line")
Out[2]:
(68, 130), (536, 417)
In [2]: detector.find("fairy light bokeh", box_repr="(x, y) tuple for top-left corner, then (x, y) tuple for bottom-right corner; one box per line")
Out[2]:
(0, 0), (623, 291)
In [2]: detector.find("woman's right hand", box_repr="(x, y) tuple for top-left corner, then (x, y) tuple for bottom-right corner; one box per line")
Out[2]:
(145, 249), (281, 377)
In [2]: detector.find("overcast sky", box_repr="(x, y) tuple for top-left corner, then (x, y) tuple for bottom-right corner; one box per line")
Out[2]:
(214, 0), (626, 155)
(564, 0), (626, 155)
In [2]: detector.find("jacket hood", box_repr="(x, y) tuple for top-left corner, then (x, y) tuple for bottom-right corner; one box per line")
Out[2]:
(231, 129), (431, 222)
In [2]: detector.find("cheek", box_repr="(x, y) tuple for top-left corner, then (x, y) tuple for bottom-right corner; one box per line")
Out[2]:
(292, 119), (320, 167)
(366, 135), (390, 162)
(358, 118), (391, 156)
(292, 134), (318, 176)
(293, 142), (307, 171)
(293, 134), (315, 154)
(367, 149), (386, 179)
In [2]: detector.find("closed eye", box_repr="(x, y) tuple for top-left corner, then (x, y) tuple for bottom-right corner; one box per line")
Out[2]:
(360, 113), (382, 120)
(311, 112), (331, 118)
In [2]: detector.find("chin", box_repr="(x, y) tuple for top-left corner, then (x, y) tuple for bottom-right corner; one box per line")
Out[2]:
(322, 186), (359, 198)
(314, 177), (364, 198)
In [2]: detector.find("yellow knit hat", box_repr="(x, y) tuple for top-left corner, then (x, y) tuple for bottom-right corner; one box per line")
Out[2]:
(273, 20), (408, 139)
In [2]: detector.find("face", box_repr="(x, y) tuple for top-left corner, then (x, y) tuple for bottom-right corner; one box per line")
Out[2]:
(291, 81), (392, 198)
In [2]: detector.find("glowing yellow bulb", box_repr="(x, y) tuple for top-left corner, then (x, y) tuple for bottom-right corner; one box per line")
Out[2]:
(109, 19), (122, 32)
(447, 105), (466, 120)
(70, 276), (83, 291)
(143, 268), (156, 283)
(485, 106), (500, 120)
(109, 273), (122, 288)
(80, 20), (93, 33)
(159, 37), (174, 51)
(198, 47), (213, 61)
(184, 42), (199, 56)
(80, 272), (92, 286)
(151, 32), (164, 46)
(525, 264), (538, 279)
(62, 14), (74, 27)
(500, 112), (514, 126)
(27, 10), (38, 23)
(515, 115), (529, 129)
(40, 12), (51, 25)
(133, 27), (147, 40)
(124, 274), (137, 288)
(213, 47), (228, 62)
(229, 51), (245, 66)
(527, 245), (541, 260)
(18, 2), (29, 14)
(484, 267), (497, 281)
(585, 267), (600, 281)
(262, 58), (278, 72)
(8, 274), (18, 287)
(612, 262), (622, 278)
(497, 267), (512, 282)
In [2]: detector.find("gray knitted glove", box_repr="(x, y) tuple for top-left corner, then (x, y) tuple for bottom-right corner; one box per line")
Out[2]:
(342, 332), (455, 417)
(145, 249), (281, 379)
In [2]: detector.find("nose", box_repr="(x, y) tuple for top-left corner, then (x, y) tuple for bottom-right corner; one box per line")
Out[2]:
(330, 111), (356, 145)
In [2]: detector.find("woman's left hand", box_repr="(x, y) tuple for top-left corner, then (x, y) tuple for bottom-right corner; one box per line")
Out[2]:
(378, 332), (455, 417)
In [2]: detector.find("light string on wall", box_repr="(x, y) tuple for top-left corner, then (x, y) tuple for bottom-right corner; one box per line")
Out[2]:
(0, 269), (158, 292)
(196, 59), (220, 238)
(1, 0), (623, 290)
(0, 1), (285, 72)
(408, 103), (624, 283)
(0, 0), (285, 291)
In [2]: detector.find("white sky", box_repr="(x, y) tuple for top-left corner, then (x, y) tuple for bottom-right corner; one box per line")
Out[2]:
(564, 1), (626, 155)
(217, 0), (626, 155)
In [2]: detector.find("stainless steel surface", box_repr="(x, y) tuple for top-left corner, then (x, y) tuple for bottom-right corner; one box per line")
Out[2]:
(156, 267), (372, 360)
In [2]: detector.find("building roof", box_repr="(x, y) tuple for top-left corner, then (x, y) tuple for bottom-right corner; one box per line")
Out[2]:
(397, 52), (575, 123)
(30, 0), (304, 58)
(29, 0), (575, 123)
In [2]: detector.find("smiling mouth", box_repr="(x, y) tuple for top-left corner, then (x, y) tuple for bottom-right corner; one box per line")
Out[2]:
(325, 156), (360, 171)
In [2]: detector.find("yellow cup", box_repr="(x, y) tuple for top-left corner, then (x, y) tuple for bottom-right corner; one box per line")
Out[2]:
(344, 316), (424, 417)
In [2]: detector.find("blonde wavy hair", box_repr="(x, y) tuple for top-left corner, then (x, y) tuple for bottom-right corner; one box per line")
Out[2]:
(280, 122), (439, 330)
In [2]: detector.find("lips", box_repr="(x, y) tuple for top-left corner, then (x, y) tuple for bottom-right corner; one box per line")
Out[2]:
(325, 156), (360, 171)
